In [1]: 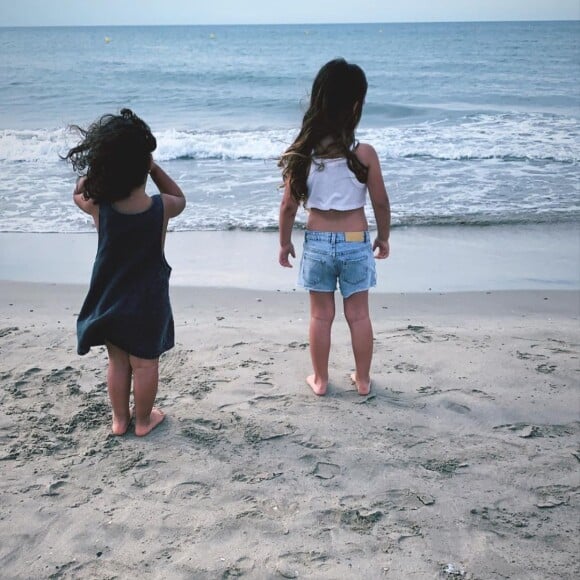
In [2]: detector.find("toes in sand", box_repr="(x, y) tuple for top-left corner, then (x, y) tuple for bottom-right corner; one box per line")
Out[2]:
(306, 374), (327, 396)
(135, 408), (165, 437)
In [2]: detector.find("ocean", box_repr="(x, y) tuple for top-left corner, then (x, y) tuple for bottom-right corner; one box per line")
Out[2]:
(0, 21), (578, 234)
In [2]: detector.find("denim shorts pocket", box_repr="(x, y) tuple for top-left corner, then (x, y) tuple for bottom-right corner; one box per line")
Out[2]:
(341, 254), (369, 285)
(301, 252), (325, 286)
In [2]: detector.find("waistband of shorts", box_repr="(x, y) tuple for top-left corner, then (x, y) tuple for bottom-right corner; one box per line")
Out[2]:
(304, 230), (370, 243)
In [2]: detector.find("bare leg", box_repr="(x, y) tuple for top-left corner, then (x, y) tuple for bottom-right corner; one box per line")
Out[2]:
(344, 291), (373, 395)
(105, 342), (132, 435)
(129, 354), (165, 436)
(307, 291), (335, 396)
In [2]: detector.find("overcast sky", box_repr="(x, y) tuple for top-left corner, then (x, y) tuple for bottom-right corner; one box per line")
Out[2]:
(1, 0), (578, 27)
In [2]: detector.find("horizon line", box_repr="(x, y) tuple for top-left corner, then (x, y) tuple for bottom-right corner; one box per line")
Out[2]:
(1, 18), (578, 29)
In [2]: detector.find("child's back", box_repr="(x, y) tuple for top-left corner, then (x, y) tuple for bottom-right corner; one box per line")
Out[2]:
(65, 109), (185, 436)
(278, 59), (391, 397)
(77, 193), (173, 359)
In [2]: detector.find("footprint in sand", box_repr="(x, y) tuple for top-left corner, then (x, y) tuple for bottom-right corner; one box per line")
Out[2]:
(41, 479), (67, 497)
(116, 450), (145, 473)
(422, 458), (466, 476)
(287, 341), (309, 350)
(132, 470), (162, 489)
(0, 326), (19, 338)
(244, 421), (295, 444)
(181, 417), (223, 446)
(222, 556), (255, 577)
(254, 370), (273, 385)
(370, 488), (435, 511)
(22, 367), (42, 378)
(536, 363), (557, 374)
(259, 497), (300, 518)
(339, 508), (383, 533)
(516, 350), (548, 361)
(6, 378), (29, 399)
(493, 423), (543, 438)
(248, 394), (292, 410)
(43, 365), (80, 387)
(167, 481), (211, 500)
(382, 389), (419, 409)
(394, 361), (418, 373)
(312, 461), (341, 480)
(493, 422), (578, 439)
(417, 385), (442, 396)
(440, 400), (471, 415)
(469, 388), (495, 400)
(232, 470), (283, 484)
(315, 506), (383, 537)
(239, 358), (262, 368)
(533, 484), (575, 509)
(297, 435), (334, 450)
(276, 551), (329, 579)
(405, 324), (434, 343)
(66, 400), (110, 431)
(469, 505), (533, 539)
(441, 563), (469, 578)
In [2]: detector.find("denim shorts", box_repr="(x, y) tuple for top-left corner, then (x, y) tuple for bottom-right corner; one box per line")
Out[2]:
(298, 231), (377, 298)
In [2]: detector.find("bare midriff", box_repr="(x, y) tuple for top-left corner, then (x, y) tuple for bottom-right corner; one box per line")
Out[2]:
(306, 207), (368, 232)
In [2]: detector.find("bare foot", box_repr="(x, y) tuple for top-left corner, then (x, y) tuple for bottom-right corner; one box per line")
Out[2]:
(306, 374), (327, 396)
(351, 372), (371, 396)
(111, 409), (132, 436)
(135, 408), (165, 437)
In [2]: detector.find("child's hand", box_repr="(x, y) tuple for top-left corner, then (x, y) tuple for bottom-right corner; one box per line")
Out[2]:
(279, 243), (296, 268)
(73, 176), (87, 196)
(373, 238), (390, 259)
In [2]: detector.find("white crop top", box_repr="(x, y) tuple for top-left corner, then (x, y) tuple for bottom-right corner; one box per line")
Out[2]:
(305, 157), (367, 211)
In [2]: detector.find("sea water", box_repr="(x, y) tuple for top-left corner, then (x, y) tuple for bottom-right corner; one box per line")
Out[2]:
(0, 21), (578, 234)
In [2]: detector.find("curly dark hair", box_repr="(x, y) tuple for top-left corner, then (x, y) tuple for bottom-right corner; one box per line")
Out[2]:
(64, 108), (157, 203)
(279, 58), (369, 205)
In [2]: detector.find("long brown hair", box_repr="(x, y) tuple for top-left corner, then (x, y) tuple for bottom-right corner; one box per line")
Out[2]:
(279, 58), (368, 205)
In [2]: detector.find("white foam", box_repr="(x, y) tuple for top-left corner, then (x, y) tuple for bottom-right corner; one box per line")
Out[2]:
(1, 112), (577, 164)
(1, 113), (578, 233)
(364, 113), (580, 163)
(0, 128), (69, 163)
(154, 128), (295, 161)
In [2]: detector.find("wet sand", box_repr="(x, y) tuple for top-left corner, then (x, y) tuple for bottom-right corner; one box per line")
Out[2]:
(1, 282), (579, 579)
(1, 222), (579, 292)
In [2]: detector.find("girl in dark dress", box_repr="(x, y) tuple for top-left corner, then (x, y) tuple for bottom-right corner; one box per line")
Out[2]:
(65, 109), (186, 436)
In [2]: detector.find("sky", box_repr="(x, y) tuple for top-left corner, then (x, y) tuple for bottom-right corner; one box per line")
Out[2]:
(0, 0), (578, 27)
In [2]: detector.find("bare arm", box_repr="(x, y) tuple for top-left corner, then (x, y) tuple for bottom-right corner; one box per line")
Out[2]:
(278, 180), (299, 267)
(149, 161), (186, 218)
(72, 176), (99, 227)
(357, 143), (391, 259)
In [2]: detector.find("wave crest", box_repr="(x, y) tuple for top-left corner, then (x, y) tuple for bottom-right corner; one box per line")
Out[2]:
(0, 112), (578, 164)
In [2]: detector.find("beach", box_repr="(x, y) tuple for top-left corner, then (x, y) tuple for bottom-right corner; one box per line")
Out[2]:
(1, 276), (579, 579)
(1, 18), (579, 579)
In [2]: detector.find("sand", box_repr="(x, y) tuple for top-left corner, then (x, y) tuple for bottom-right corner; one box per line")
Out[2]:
(1, 281), (579, 579)
(1, 222), (579, 292)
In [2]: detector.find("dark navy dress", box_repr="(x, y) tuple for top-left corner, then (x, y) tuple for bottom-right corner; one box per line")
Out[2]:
(77, 194), (174, 359)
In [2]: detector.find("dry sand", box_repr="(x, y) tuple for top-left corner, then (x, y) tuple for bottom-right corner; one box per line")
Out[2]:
(1, 282), (579, 579)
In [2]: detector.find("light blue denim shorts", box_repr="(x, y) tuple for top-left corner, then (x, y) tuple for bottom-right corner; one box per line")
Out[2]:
(298, 231), (377, 298)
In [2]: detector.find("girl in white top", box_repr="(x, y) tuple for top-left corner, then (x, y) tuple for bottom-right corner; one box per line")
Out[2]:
(279, 58), (391, 396)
